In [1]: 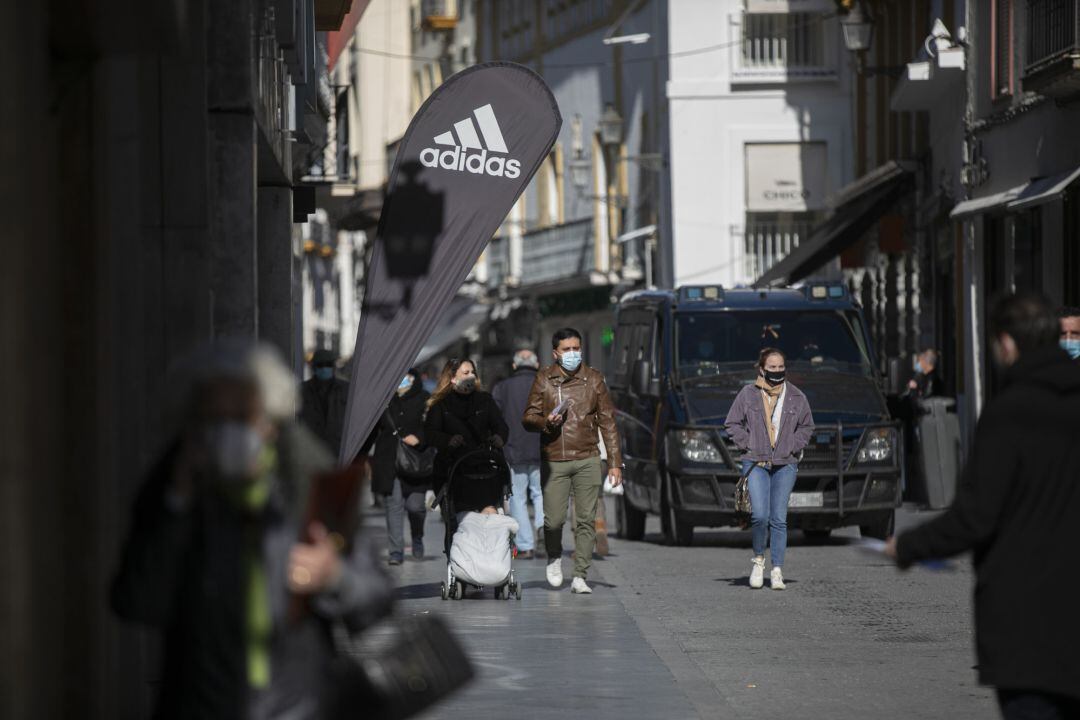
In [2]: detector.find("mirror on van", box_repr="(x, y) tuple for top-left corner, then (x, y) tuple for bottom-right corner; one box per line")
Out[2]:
(632, 359), (659, 396)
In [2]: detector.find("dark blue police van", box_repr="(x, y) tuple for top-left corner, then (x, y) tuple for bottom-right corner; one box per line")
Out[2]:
(610, 284), (902, 545)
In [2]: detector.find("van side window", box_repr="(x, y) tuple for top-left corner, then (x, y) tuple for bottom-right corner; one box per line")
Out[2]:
(613, 322), (633, 387)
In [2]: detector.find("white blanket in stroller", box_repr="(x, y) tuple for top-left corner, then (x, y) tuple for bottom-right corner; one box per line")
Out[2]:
(449, 512), (519, 586)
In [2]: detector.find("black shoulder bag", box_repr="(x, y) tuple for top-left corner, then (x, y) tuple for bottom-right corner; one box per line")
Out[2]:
(387, 413), (436, 479)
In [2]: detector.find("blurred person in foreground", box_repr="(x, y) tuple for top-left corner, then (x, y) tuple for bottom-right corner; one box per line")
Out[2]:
(299, 349), (349, 459)
(491, 349), (545, 559)
(886, 293), (1080, 720)
(1059, 306), (1080, 361)
(111, 342), (390, 719)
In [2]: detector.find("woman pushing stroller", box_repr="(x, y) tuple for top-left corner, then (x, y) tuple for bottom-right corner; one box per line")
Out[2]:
(424, 358), (509, 513)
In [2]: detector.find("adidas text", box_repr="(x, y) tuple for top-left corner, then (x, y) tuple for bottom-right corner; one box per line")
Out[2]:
(419, 146), (521, 179)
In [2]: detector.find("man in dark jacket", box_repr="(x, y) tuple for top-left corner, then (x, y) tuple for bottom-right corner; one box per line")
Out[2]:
(112, 342), (391, 719)
(886, 293), (1080, 719)
(492, 350), (544, 559)
(299, 349), (349, 458)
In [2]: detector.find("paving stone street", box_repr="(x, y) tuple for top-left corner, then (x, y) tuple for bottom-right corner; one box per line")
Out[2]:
(371, 499), (997, 720)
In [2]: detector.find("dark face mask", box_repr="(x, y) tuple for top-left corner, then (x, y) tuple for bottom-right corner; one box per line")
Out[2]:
(763, 370), (786, 386)
(455, 376), (477, 394)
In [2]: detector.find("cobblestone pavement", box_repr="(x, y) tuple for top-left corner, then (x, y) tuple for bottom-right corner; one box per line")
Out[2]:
(369, 498), (997, 719)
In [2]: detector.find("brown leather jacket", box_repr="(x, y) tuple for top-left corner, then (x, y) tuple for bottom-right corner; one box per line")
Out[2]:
(522, 364), (623, 467)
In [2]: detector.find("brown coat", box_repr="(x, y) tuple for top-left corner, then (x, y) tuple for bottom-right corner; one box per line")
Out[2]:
(522, 364), (622, 467)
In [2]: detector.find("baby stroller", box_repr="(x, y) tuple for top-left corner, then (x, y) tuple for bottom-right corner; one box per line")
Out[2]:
(438, 446), (523, 601)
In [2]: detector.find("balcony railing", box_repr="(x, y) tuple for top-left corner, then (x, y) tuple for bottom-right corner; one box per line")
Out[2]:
(421, 0), (458, 30)
(732, 12), (836, 83)
(486, 218), (596, 289)
(1024, 0), (1080, 98)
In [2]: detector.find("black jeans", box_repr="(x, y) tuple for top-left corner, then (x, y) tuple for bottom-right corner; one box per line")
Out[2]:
(998, 690), (1080, 720)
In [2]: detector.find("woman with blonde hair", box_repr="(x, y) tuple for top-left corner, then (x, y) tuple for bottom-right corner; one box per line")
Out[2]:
(424, 358), (509, 512)
(724, 347), (815, 590)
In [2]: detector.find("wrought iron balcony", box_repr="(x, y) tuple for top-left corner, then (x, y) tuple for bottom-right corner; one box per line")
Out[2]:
(485, 218), (598, 290)
(421, 0), (458, 30)
(1025, 0), (1080, 99)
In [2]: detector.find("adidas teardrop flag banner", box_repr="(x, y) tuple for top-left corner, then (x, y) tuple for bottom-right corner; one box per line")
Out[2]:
(338, 62), (562, 465)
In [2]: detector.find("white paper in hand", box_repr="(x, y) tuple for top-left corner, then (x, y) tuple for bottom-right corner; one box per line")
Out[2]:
(603, 475), (624, 496)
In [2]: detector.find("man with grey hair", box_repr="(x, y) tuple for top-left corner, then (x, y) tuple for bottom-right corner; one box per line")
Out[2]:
(492, 349), (545, 559)
(112, 341), (391, 719)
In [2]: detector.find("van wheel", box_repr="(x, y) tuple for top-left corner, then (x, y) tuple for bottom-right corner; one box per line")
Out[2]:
(860, 511), (895, 540)
(662, 482), (694, 546)
(617, 495), (646, 541)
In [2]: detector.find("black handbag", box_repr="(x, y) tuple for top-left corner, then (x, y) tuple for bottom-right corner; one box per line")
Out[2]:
(388, 415), (435, 479)
(325, 614), (474, 720)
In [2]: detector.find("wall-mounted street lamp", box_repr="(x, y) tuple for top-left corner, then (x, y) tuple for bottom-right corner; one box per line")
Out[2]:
(840, 1), (873, 53)
(840, 1), (904, 77)
(598, 104), (624, 152)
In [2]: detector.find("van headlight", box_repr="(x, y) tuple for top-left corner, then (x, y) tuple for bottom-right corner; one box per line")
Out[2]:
(675, 430), (722, 464)
(855, 428), (895, 464)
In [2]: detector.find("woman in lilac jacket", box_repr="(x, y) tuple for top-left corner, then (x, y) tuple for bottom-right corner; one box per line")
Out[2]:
(724, 348), (815, 590)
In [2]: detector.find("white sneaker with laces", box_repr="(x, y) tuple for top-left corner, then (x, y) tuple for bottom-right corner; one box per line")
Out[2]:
(570, 577), (592, 594)
(546, 560), (564, 588)
(750, 556), (766, 589)
(770, 566), (786, 591)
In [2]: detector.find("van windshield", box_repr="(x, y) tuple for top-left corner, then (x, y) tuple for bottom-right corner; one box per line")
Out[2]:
(676, 310), (875, 382)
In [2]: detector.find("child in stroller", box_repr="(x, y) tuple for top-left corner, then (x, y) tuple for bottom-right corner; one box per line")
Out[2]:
(439, 447), (523, 600)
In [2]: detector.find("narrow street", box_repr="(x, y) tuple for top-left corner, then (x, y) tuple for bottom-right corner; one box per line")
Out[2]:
(375, 500), (996, 720)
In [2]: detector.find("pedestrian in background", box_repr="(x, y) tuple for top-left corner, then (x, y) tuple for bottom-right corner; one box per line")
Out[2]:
(523, 328), (623, 594)
(111, 342), (390, 719)
(425, 358), (509, 513)
(299, 349), (349, 459)
(886, 293), (1080, 719)
(724, 348), (815, 590)
(492, 349), (545, 559)
(1058, 305), (1080, 361)
(369, 369), (431, 565)
(905, 347), (940, 399)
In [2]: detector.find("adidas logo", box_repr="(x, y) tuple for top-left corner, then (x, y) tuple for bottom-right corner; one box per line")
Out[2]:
(419, 104), (522, 179)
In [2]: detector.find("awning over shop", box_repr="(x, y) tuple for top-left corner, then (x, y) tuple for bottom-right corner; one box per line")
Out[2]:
(414, 296), (491, 365)
(1007, 166), (1080, 212)
(949, 184), (1026, 220)
(949, 165), (1080, 219)
(753, 161), (916, 288)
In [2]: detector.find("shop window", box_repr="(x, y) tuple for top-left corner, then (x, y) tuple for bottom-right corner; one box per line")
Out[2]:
(1013, 209), (1043, 293)
(1066, 186), (1080, 305)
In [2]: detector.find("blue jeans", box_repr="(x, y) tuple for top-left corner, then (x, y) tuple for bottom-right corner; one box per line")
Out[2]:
(508, 464), (543, 551)
(742, 461), (798, 567)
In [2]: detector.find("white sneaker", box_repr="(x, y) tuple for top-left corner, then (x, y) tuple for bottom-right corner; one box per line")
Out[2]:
(570, 577), (592, 594)
(770, 567), (786, 591)
(750, 556), (765, 589)
(546, 560), (563, 588)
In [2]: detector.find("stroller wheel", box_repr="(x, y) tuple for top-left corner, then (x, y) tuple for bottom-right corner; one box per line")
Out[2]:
(453, 580), (465, 600)
(515, 583), (523, 600)
(441, 582), (448, 601)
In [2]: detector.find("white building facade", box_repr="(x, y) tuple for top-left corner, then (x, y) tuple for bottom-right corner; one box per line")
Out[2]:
(668, 0), (855, 288)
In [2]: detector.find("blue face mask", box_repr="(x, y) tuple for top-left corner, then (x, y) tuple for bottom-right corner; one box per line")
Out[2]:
(914, 359), (924, 375)
(314, 366), (334, 381)
(398, 375), (414, 392)
(1061, 338), (1080, 360)
(559, 350), (582, 372)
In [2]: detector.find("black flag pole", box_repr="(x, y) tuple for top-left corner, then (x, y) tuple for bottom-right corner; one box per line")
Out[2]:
(338, 63), (562, 466)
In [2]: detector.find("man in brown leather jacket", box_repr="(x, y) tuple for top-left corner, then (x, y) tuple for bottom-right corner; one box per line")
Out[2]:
(523, 328), (623, 594)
